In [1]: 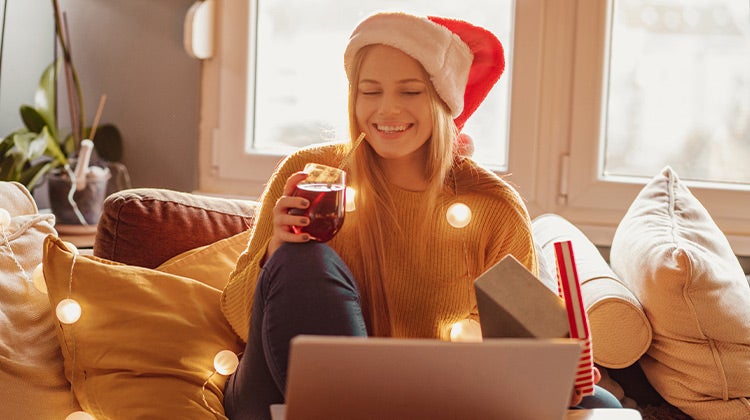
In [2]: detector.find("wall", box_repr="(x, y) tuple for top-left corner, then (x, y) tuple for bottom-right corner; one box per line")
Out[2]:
(63, 0), (201, 192)
(1, 0), (201, 194)
(0, 1), (55, 136)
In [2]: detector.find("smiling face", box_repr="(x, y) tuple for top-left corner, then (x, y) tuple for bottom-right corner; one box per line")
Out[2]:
(354, 45), (434, 165)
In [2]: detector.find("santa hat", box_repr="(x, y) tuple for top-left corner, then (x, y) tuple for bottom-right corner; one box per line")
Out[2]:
(344, 12), (505, 131)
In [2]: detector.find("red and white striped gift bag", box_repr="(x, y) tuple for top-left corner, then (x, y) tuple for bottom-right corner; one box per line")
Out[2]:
(554, 240), (595, 397)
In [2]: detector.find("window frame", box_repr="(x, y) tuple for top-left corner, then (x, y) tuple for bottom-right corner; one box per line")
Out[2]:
(198, 0), (750, 254)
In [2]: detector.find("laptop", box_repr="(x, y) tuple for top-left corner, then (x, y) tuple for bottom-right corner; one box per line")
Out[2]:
(274, 335), (581, 420)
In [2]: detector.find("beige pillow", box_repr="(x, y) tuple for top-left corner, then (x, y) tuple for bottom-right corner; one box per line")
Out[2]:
(532, 214), (652, 369)
(0, 181), (80, 418)
(610, 167), (750, 420)
(42, 235), (244, 419)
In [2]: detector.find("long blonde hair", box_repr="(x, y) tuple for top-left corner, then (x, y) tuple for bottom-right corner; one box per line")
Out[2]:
(345, 45), (459, 335)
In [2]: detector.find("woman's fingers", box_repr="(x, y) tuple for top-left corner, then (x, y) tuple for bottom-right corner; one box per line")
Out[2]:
(283, 172), (308, 194)
(569, 387), (584, 407)
(273, 172), (312, 241)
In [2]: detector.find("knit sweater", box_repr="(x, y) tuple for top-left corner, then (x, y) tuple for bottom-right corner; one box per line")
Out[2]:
(221, 143), (538, 342)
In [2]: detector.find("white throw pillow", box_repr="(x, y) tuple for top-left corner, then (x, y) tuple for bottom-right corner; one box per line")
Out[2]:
(533, 214), (652, 369)
(0, 181), (80, 418)
(610, 167), (750, 420)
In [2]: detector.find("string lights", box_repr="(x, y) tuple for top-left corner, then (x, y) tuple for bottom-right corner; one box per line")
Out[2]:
(65, 411), (96, 420)
(1, 161), (475, 416)
(446, 202), (472, 228)
(213, 349), (240, 375)
(1, 205), (243, 419)
(39, 238), (241, 418)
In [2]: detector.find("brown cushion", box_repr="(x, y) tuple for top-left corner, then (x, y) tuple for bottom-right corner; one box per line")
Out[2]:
(93, 188), (257, 268)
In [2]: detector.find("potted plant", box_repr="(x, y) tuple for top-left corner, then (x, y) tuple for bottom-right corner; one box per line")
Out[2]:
(0, 0), (125, 226)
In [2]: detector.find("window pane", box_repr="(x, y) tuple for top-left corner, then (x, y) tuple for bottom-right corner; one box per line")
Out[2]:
(251, 0), (514, 170)
(603, 0), (750, 186)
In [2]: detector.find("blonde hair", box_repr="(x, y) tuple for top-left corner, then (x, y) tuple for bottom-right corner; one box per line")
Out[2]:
(345, 45), (459, 335)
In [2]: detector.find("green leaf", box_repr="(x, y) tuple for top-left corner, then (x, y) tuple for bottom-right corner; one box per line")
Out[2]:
(62, 132), (76, 157)
(34, 62), (59, 139)
(0, 157), (17, 181)
(42, 126), (68, 164)
(20, 105), (48, 133)
(11, 131), (38, 161)
(19, 159), (55, 191)
(28, 132), (50, 160)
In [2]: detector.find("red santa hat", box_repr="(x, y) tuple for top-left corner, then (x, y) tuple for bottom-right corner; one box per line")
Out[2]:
(344, 12), (505, 131)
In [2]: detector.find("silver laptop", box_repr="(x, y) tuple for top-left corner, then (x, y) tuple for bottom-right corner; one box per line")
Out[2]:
(274, 335), (582, 420)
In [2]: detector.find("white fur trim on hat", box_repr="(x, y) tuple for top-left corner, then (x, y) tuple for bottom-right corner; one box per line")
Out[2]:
(344, 12), (473, 118)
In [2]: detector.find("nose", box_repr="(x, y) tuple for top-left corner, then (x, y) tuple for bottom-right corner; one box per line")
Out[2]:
(378, 92), (401, 115)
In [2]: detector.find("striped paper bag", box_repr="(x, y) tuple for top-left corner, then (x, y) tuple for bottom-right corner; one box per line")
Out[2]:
(554, 240), (595, 396)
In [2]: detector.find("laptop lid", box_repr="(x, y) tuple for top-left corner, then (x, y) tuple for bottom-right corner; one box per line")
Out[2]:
(282, 335), (581, 420)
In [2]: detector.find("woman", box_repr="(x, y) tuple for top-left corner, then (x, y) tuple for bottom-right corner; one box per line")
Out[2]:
(221, 11), (618, 419)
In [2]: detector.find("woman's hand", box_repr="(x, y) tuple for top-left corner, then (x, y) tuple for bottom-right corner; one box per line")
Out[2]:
(569, 366), (601, 407)
(266, 171), (312, 260)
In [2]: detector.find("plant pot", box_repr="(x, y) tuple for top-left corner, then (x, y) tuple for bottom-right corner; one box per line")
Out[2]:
(47, 166), (111, 225)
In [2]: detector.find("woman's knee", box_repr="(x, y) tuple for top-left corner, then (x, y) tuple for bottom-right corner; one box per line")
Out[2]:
(263, 242), (358, 295)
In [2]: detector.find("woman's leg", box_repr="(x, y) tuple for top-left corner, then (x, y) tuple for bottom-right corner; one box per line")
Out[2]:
(577, 385), (623, 409)
(224, 242), (367, 420)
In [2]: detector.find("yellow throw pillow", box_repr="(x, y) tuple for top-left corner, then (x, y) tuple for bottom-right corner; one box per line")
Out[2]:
(158, 229), (250, 290)
(610, 167), (750, 420)
(43, 235), (244, 419)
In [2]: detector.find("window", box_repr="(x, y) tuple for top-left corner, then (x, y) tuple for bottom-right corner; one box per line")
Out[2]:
(199, 0), (750, 253)
(200, 0), (514, 197)
(251, 1), (514, 173)
(603, 0), (749, 186)
(563, 0), (750, 250)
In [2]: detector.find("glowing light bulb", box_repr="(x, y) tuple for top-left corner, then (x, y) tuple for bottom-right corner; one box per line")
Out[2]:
(66, 411), (96, 420)
(0, 208), (10, 228)
(446, 203), (471, 228)
(214, 350), (239, 375)
(345, 187), (356, 212)
(32, 263), (47, 294)
(449, 319), (483, 343)
(56, 299), (82, 324)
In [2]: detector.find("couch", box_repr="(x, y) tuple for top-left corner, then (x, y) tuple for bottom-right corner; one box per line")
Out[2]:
(1, 166), (748, 419)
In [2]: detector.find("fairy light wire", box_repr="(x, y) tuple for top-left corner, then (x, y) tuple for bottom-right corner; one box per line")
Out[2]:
(450, 168), (472, 281)
(0, 223), (31, 283)
(65, 251), (79, 404)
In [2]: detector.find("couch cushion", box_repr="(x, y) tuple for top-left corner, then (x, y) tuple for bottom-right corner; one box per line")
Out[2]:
(532, 214), (652, 369)
(159, 229), (251, 290)
(94, 188), (256, 268)
(610, 167), (750, 419)
(0, 181), (80, 418)
(43, 235), (244, 419)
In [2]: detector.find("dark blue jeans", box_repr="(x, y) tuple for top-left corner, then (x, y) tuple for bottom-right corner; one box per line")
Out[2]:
(223, 242), (368, 420)
(222, 242), (621, 419)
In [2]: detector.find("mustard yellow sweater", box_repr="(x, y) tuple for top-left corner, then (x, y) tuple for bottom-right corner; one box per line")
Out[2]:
(221, 143), (537, 342)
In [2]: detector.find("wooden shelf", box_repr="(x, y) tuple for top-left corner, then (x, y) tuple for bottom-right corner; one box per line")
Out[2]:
(56, 224), (97, 249)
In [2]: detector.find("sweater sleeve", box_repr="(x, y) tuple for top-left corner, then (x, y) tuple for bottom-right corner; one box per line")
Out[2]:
(489, 187), (538, 277)
(220, 144), (346, 341)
